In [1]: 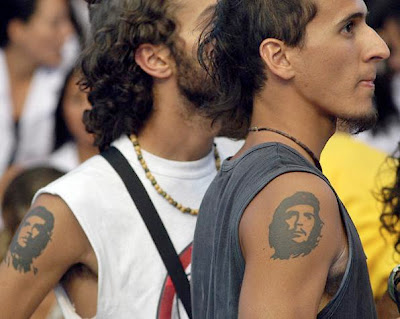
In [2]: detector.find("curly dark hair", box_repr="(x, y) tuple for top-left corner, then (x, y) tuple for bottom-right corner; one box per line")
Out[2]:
(197, 0), (317, 139)
(80, 0), (180, 150)
(380, 145), (400, 254)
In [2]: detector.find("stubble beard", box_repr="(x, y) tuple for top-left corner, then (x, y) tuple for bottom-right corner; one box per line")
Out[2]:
(173, 45), (219, 133)
(336, 101), (378, 134)
(174, 46), (217, 113)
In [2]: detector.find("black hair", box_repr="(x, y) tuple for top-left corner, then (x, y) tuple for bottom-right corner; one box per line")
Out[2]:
(80, 0), (180, 151)
(197, 0), (317, 138)
(0, 0), (38, 47)
(368, 0), (400, 30)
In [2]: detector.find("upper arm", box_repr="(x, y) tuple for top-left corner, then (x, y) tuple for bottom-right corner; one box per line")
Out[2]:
(0, 193), (92, 318)
(238, 172), (346, 319)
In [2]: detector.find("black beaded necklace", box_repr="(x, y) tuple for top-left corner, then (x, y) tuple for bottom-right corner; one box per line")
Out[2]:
(248, 126), (322, 171)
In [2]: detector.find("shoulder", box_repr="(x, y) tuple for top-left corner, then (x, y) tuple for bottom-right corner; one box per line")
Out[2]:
(236, 171), (348, 317)
(32, 193), (92, 261)
(0, 194), (93, 317)
(239, 171), (344, 262)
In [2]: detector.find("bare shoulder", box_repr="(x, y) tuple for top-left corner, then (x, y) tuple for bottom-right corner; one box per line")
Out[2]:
(240, 171), (343, 261)
(15, 193), (93, 269)
(238, 171), (346, 318)
(0, 193), (93, 318)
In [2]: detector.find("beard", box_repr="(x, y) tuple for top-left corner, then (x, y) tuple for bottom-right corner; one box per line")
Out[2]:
(174, 46), (217, 110)
(336, 105), (378, 134)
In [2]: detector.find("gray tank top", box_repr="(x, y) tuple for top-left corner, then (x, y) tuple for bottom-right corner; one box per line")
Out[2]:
(192, 143), (376, 318)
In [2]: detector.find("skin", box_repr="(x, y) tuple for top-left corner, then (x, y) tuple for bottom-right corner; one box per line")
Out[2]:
(16, 216), (46, 248)
(284, 205), (315, 243)
(234, 0), (389, 317)
(0, 0), (216, 318)
(6, 207), (54, 275)
(137, 0), (218, 162)
(377, 291), (400, 318)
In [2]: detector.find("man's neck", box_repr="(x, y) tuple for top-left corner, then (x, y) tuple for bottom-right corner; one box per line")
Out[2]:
(77, 141), (99, 163)
(240, 89), (336, 165)
(4, 45), (37, 81)
(136, 83), (216, 162)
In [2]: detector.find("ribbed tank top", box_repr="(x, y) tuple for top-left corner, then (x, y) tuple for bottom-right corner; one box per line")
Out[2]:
(192, 142), (376, 318)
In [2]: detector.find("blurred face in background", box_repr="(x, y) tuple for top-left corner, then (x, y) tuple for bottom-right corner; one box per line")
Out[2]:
(380, 17), (400, 73)
(10, 0), (73, 67)
(63, 74), (94, 146)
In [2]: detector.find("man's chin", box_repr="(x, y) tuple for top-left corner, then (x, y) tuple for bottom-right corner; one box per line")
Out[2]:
(336, 110), (378, 134)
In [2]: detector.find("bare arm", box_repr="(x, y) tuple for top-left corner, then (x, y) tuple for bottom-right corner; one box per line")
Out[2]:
(0, 193), (93, 318)
(238, 172), (346, 318)
(377, 291), (400, 319)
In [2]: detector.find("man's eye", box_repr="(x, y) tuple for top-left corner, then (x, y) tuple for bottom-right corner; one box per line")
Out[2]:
(343, 21), (355, 34)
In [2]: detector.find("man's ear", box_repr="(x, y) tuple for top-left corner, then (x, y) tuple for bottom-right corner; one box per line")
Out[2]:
(135, 44), (173, 79)
(259, 38), (295, 80)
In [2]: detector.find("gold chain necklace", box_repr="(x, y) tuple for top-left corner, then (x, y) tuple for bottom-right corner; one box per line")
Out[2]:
(130, 134), (221, 215)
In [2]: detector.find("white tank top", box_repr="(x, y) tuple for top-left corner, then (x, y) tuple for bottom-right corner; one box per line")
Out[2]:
(36, 135), (242, 318)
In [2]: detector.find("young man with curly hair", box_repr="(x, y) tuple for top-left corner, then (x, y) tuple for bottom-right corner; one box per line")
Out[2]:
(191, 0), (390, 317)
(0, 0), (241, 318)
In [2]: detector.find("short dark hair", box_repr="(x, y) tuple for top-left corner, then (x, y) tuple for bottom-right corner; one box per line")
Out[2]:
(198, 0), (317, 138)
(80, 0), (181, 151)
(0, 0), (38, 47)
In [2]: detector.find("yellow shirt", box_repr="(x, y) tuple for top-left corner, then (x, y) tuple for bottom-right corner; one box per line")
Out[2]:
(321, 132), (397, 299)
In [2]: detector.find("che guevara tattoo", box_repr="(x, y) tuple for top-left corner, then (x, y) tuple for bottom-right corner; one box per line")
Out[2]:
(5, 206), (54, 275)
(269, 191), (324, 260)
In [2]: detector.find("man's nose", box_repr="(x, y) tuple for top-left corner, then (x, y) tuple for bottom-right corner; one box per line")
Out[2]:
(365, 27), (391, 63)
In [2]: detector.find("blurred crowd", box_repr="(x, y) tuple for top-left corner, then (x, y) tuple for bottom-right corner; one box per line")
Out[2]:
(0, 0), (95, 218)
(0, 0), (400, 318)
(0, 1), (93, 317)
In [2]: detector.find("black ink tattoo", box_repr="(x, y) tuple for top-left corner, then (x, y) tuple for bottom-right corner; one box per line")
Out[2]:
(269, 192), (323, 260)
(5, 206), (54, 274)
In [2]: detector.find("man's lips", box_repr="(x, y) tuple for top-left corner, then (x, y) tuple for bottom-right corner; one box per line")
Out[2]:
(359, 79), (375, 88)
(359, 74), (376, 88)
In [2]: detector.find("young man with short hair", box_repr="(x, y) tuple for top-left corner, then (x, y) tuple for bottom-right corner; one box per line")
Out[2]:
(0, 0), (241, 317)
(191, 0), (390, 317)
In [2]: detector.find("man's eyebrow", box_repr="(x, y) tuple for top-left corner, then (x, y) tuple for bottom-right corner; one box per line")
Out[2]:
(337, 11), (369, 25)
